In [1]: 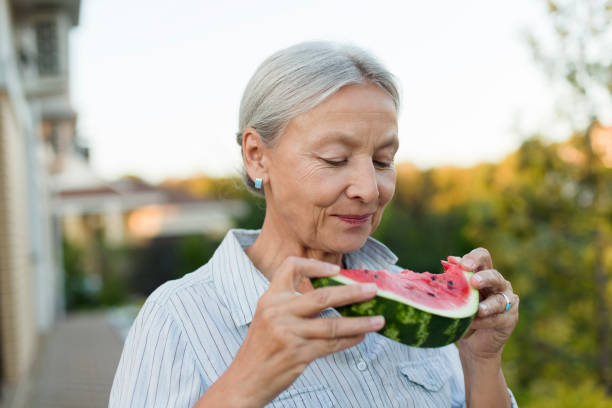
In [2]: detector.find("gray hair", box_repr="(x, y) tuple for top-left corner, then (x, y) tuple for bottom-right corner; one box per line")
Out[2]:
(236, 40), (401, 195)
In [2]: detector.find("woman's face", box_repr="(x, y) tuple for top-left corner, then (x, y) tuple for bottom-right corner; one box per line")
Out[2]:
(264, 82), (398, 254)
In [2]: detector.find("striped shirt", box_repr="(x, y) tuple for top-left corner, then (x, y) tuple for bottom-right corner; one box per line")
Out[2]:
(109, 228), (518, 407)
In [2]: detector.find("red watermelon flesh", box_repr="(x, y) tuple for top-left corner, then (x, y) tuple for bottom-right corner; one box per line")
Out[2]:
(338, 258), (470, 310)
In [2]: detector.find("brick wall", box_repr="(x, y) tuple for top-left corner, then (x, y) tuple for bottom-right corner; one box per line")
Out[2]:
(0, 92), (37, 384)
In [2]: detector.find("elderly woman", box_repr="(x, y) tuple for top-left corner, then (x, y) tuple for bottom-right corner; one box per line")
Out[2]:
(109, 41), (519, 407)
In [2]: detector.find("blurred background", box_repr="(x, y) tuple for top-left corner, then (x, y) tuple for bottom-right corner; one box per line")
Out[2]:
(0, 0), (611, 407)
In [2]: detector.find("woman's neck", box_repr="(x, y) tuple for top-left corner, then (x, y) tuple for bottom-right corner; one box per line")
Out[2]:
(245, 212), (342, 292)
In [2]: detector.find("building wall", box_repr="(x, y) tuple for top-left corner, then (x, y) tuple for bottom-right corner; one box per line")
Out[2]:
(0, 0), (79, 393)
(0, 92), (37, 384)
(29, 122), (64, 334)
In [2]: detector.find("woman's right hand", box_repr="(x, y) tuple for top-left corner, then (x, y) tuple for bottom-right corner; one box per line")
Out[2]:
(204, 256), (384, 408)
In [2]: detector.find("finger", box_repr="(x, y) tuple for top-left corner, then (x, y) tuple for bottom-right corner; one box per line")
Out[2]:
(298, 315), (385, 339)
(447, 256), (462, 266)
(288, 284), (378, 317)
(271, 256), (339, 292)
(478, 292), (519, 317)
(306, 334), (367, 360)
(460, 247), (493, 272)
(470, 269), (508, 291)
(469, 307), (518, 330)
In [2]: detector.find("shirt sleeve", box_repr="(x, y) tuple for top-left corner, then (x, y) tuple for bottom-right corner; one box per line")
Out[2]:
(109, 301), (206, 408)
(445, 345), (519, 408)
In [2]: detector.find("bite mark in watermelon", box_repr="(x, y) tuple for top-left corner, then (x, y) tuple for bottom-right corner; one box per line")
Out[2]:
(311, 256), (479, 348)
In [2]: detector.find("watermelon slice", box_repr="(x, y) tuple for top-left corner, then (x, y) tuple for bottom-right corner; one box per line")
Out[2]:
(311, 256), (479, 348)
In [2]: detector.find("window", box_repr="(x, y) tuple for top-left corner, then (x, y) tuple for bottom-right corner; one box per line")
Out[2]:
(35, 20), (59, 76)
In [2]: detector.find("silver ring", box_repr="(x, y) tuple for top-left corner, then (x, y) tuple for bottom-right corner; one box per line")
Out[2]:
(497, 292), (511, 311)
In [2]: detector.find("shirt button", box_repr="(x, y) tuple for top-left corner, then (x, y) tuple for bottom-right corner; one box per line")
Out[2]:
(357, 359), (367, 371)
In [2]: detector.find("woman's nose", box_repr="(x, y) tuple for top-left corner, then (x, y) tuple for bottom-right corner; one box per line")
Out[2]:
(345, 160), (379, 202)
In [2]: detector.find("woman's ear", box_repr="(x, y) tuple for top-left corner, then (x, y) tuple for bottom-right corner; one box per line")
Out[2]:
(242, 127), (269, 184)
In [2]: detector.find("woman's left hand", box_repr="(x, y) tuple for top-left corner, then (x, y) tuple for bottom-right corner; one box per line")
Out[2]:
(456, 248), (519, 361)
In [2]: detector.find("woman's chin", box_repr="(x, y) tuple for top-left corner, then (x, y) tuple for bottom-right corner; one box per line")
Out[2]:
(327, 229), (371, 254)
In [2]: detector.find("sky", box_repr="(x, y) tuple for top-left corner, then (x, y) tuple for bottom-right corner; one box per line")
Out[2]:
(69, 0), (570, 184)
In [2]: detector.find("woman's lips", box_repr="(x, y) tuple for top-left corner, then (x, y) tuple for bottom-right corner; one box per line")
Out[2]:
(335, 214), (372, 225)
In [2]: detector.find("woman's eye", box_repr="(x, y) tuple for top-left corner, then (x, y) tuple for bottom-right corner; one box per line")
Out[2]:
(323, 159), (347, 166)
(374, 160), (393, 168)
(322, 158), (392, 168)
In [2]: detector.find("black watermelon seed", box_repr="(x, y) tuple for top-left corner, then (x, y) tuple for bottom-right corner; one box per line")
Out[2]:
(431, 276), (437, 281)
(448, 281), (453, 285)
(374, 274), (379, 279)
(427, 292), (435, 297)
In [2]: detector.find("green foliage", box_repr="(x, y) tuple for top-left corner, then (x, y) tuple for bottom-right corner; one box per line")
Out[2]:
(176, 234), (222, 278)
(63, 237), (99, 309)
(63, 236), (129, 309)
(97, 245), (130, 307)
(526, 0), (612, 124)
(523, 380), (612, 408)
(471, 135), (611, 394)
(503, 0), (612, 401)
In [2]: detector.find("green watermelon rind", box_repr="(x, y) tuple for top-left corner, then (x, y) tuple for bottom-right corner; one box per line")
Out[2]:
(312, 271), (479, 348)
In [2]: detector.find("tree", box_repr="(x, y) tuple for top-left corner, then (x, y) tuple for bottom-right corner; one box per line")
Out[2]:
(526, 0), (612, 394)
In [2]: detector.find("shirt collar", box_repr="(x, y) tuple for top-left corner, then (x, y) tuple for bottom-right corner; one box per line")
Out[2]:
(210, 228), (399, 327)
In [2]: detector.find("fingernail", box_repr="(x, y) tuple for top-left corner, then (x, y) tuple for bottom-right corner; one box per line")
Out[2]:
(370, 315), (385, 328)
(479, 304), (488, 315)
(362, 283), (378, 294)
(463, 259), (476, 270)
(328, 264), (340, 274)
(472, 274), (482, 286)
